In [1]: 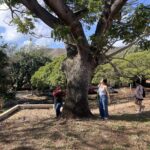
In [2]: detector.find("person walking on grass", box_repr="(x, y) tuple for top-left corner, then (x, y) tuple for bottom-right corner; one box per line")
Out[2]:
(98, 79), (110, 120)
(135, 80), (145, 113)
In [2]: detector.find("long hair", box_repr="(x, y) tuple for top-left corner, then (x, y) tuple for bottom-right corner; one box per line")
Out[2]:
(101, 79), (107, 85)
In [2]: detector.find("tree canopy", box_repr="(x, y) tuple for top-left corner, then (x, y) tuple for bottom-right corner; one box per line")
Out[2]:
(1, 0), (149, 54)
(0, 45), (9, 93)
(92, 50), (150, 85)
(31, 55), (66, 90)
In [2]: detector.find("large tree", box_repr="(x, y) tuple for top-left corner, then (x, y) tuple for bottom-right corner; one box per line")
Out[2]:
(1, 0), (150, 118)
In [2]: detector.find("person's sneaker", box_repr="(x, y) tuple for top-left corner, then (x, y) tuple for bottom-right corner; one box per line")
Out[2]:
(104, 117), (108, 120)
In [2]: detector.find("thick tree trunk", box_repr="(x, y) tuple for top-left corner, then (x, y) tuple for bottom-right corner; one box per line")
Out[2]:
(62, 55), (93, 118)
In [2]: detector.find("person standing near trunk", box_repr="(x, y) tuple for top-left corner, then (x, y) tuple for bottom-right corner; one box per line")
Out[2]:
(53, 86), (65, 118)
(98, 79), (110, 120)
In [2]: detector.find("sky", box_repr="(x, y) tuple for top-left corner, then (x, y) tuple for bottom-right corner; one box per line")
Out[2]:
(0, 0), (149, 49)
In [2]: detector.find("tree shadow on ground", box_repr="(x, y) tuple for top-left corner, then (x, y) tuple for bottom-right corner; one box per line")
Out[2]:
(12, 146), (35, 150)
(83, 110), (150, 123)
(0, 118), (56, 144)
(110, 111), (150, 122)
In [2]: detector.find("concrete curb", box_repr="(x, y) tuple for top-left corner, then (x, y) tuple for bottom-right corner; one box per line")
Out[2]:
(0, 104), (53, 122)
(19, 104), (52, 109)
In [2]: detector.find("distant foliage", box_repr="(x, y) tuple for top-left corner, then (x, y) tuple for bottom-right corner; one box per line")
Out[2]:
(10, 49), (51, 90)
(0, 48), (8, 93)
(31, 55), (66, 90)
(92, 50), (150, 85)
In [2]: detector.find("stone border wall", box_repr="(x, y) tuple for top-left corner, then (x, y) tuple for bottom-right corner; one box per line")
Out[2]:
(0, 104), (52, 121)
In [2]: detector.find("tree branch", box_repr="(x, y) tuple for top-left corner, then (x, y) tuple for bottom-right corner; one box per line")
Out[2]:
(43, 0), (76, 25)
(105, 56), (135, 79)
(20, 0), (62, 29)
(43, 0), (90, 56)
(111, 57), (139, 69)
(107, 33), (150, 58)
(74, 8), (89, 20)
(91, 0), (127, 52)
(108, 61), (122, 77)
(91, 0), (127, 58)
(95, 0), (127, 36)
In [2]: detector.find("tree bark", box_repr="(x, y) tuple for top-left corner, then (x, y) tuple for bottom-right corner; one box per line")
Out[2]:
(62, 54), (93, 118)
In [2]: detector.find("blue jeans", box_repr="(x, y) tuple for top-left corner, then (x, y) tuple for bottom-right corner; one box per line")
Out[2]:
(99, 95), (108, 118)
(55, 102), (62, 117)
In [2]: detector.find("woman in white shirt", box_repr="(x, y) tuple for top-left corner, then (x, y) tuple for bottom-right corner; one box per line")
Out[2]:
(98, 79), (110, 120)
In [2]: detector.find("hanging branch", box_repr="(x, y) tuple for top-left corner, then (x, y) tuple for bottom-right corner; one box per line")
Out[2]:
(21, 0), (62, 29)
(107, 32), (150, 58)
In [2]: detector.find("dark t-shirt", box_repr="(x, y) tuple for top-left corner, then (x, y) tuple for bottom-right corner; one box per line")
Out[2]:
(54, 94), (63, 104)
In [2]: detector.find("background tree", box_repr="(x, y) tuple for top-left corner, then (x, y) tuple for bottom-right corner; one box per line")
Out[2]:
(9, 48), (51, 90)
(92, 50), (150, 86)
(31, 55), (66, 90)
(0, 45), (9, 93)
(1, 0), (150, 118)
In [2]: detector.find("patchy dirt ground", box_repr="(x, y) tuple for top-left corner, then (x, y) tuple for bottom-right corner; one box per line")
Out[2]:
(0, 88), (150, 150)
(0, 103), (150, 150)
